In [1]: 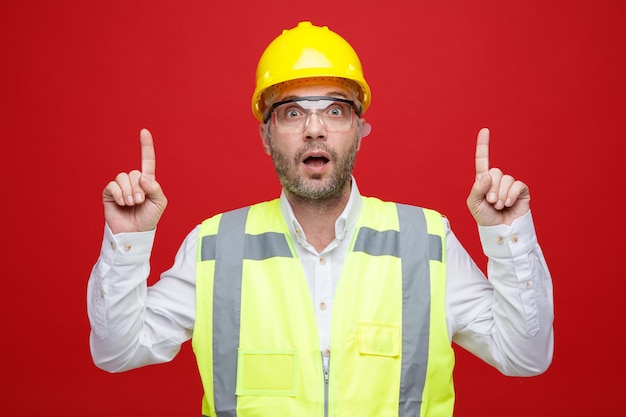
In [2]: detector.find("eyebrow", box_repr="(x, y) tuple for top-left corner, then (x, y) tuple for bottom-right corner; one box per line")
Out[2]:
(279, 91), (350, 101)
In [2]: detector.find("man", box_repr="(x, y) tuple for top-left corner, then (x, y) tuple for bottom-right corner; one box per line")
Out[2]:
(88, 21), (554, 416)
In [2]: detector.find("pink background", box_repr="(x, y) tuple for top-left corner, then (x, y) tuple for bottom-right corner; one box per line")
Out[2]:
(1, 1), (624, 415)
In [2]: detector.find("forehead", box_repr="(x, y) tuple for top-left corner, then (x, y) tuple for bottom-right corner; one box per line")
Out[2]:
(275, 80), (352, 103)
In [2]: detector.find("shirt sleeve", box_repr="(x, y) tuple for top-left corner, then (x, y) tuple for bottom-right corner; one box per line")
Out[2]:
(445, 210), (554, 376)
(87, 224), (199, 372)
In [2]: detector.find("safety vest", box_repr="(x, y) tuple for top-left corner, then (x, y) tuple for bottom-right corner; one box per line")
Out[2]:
(193, 197), (455, 417)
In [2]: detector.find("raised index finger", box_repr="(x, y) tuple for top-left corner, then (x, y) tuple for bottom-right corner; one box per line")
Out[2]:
(140, 128), (156, 179)
(475, 127), (490, 176)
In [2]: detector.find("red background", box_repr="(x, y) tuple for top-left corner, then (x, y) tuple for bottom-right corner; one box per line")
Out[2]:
(1, 1), (624, 415)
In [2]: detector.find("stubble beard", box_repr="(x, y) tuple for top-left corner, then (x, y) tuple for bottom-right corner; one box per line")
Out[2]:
(269, 139), (359, 206)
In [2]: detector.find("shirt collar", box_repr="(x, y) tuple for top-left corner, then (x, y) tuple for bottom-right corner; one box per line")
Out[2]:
(279, 176), (363, 246)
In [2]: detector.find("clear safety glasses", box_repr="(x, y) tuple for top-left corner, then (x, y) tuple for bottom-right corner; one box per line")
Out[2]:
(266, 96), (357, 133)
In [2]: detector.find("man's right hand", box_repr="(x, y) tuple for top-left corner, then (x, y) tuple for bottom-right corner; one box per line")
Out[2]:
(102, 128), (168, 234)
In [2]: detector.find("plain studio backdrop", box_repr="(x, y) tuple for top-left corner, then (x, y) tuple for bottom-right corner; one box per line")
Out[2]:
(1, 1), (623, 415)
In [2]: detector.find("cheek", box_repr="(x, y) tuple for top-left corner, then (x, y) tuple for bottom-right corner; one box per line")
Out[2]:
(267, 138), (294, 161)
(338, 136), (361, 154)
(269, 133), (300, 153)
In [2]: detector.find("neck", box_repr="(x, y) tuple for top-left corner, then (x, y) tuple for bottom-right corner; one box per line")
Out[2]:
(285, 184), (351, 252)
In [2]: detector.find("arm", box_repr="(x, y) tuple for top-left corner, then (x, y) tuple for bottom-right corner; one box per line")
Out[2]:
(87, 129), (195, 372)
(87, 224), (198, 372)
(445, 213), (554, 376)
(446, 128), (554, 375)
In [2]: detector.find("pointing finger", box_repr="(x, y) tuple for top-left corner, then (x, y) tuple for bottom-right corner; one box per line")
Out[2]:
(140, 128), (156, 180)
(475, 128), (490, 177)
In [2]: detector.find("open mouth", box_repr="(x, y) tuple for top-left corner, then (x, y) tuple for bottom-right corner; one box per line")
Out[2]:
(303, 156), (330, 167)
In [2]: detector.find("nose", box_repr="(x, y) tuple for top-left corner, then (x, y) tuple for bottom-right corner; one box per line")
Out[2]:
(304, 110), (326, 139)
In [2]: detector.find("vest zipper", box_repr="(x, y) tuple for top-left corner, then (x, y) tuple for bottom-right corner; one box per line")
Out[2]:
(323, 362), (329, 383)
(322, 350), (330, 417)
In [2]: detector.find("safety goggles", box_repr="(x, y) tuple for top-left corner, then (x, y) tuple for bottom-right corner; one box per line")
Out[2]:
(265, 96), (357, 133)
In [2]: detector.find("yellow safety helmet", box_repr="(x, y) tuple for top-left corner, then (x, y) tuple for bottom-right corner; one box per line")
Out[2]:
(251, 21), (371, 122)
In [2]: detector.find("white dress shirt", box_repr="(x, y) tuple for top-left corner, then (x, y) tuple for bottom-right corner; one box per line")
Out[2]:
(88, 179), (554, 376)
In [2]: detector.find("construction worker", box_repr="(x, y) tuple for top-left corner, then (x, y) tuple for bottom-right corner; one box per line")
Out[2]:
(88, 21), (554, 416)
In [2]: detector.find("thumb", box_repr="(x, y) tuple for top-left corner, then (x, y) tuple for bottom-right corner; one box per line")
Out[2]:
(138, 173), (165, 202)
(468, 173), (492, 207)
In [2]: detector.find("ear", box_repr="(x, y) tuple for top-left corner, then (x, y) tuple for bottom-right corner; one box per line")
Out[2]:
(360, 120), (372, 138)
(259, 123), (271, 155)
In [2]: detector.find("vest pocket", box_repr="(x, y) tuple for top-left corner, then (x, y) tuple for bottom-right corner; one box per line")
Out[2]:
(357, 322), (401, 357)
(236, 349), (297, 396)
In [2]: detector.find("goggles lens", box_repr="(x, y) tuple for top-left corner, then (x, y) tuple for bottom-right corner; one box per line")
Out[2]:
(268, 96), (356, 133)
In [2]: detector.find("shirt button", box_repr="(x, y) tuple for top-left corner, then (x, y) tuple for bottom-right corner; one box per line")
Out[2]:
(497, 236), (505, 245)
(319, 302), (327, 311)
(323, 349), (330, 357)
(524, 281), (532, 289)
(319, 257), (326, 265)
(123, 243), (132, 251)
(99, 290), (104, 299)
(110, 242), (117, 251)
(511, 234), (519, 243)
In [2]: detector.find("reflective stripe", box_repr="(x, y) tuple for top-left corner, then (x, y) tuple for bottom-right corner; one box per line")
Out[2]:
(209, 207), (294, 417)
(244, 232), (293, 260)
(397, 204), (432, 417)
(212, 207), (247, 417)
(428, 233), (443, 262)
(352, 213), (441, 262)
(347, 204), (441, 416)
(202, 232), (293, 262)
(353, 228), (399, 256)
(200, 235), (217, 261)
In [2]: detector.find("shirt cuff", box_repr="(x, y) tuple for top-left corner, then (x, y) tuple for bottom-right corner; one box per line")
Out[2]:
(477, 211), (538, 259)
(100, 223), (156, 266)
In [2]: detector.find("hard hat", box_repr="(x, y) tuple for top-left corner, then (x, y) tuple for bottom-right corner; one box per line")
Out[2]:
(251, 21), (371, 122)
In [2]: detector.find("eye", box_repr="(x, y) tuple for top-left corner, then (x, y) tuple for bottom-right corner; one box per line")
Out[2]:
(325, 105), (345, 117)
(281, 106), (305, 119)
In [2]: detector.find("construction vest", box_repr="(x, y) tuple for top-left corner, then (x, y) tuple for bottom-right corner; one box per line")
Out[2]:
(193, 197), (455, 417)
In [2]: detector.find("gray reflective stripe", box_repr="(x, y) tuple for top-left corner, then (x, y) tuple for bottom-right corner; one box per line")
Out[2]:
(351, 204), (441, 416)
(353, 204), (438, 416)
(429, 233), (443, 262)
(397, 204), (431, 417)
(201, 235), (217, 261)
(353, 228), (399, 256)
(207, 207), (294, 417)
(202, 232), (293, 262)
(352, 216), (441, 262)
(212, 207), (248, 417)
(244, 232), (293, 260)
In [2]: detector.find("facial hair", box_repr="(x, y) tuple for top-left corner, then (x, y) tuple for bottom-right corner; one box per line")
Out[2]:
(268, 138), (359, 203)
